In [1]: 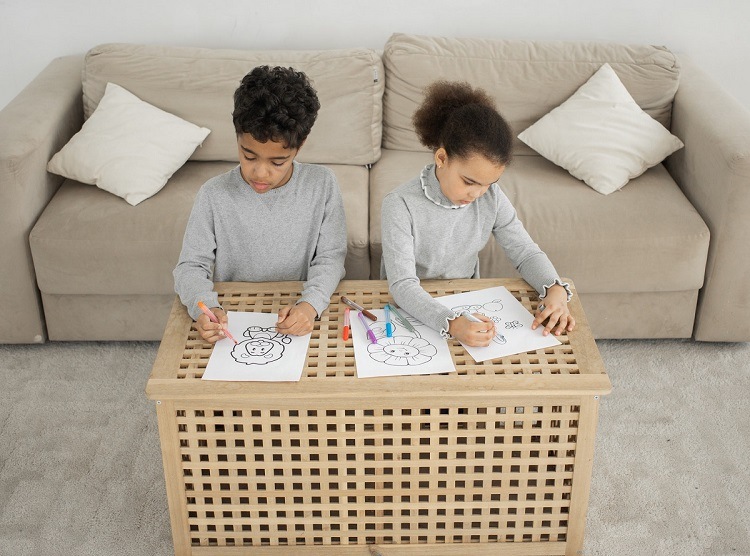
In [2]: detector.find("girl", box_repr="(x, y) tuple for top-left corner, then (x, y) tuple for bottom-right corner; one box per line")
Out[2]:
(380, 81), (575, 347)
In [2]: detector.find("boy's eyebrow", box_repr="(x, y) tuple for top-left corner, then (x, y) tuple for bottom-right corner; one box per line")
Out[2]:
(240, 146), (290, 160)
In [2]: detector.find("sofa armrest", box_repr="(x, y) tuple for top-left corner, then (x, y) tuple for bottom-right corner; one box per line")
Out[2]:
(0, 55), (84, 343)
(665, 57), (750, 342)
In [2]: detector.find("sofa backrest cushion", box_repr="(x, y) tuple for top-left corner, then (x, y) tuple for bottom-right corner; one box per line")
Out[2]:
(382, 33), (680, 155)
(82, 43), (384, 165)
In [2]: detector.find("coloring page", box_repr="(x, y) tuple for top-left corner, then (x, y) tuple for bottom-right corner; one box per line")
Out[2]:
(202, 312), (311, 382)
(434, 286), (561, 362)
(352, 308), (455, 378)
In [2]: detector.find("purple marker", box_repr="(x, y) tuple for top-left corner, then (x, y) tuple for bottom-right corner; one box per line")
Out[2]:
(357, 311), (378, 344)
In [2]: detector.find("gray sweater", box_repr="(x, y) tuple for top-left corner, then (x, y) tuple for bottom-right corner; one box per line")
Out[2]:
(381, 164), (570, 336)
(174, 162), (347, 321)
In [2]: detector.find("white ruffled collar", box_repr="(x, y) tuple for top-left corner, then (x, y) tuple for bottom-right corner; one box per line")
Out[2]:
(420, 164), (467, 210)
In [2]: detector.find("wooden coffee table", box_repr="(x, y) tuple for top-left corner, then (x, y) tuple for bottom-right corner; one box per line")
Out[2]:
(146, 278), (611, 555)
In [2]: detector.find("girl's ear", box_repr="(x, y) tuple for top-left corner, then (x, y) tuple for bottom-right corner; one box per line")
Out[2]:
(434, 147), (448, 169)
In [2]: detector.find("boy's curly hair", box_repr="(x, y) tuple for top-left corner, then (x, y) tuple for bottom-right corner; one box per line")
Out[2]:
(413, 81), (513, 166)
(233, 66), (320, 149)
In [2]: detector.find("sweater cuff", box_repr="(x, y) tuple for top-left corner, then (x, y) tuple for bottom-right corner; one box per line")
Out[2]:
(187, 291), (220, 321)
(539, 279), (573, 303)
(439, 308), (463, 339)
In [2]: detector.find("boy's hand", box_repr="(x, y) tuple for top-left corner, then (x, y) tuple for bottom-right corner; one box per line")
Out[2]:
(277, 302), (317, 335)
(196, 307), (228, 344)
(532, 285), (576, 336)
(449, 313), (496, 347)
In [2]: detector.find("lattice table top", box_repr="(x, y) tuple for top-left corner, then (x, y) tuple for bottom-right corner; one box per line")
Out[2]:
(146, 279), (610, 400)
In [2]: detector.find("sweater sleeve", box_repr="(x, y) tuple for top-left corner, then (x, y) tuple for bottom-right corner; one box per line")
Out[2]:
(381, 192), (457, 336)
(297, 175), (347, 317)
(173, 186), (221, 320)
(491, 188), (571, 299)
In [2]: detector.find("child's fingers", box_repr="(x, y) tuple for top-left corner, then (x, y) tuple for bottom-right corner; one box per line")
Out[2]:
(532, 308), (549, 330)
(278, 309), (313, 336)
(553, 318), (568, 336)
(467, 322), (495, 346)
(277, 305), (291, 324)
(543, 311), (563, 336)
(214, 309), (228, 326)
(276, 310), (298, 333)
(198, 321), (224, 343)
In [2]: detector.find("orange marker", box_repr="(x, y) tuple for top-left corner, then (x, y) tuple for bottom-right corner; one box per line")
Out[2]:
(197, 301), (238, 344)
(343, 307), (351, 340)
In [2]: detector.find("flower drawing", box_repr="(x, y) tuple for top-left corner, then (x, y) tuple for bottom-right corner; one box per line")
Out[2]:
(367, 336), (438, 366)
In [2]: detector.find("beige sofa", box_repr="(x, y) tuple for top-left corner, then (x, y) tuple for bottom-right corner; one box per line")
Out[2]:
(1, 33), (748, 343)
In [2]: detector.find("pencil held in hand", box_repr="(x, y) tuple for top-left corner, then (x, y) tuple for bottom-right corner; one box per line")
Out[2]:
(197, 301), (238, 344)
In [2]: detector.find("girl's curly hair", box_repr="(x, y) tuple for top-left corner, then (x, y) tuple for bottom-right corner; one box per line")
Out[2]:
(233, 65), (320, 149)
(413, 80), (513, 166)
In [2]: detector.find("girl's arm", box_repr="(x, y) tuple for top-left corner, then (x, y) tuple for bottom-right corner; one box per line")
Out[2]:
(381, 193), (457, 336)
(490, 188), (572, 301)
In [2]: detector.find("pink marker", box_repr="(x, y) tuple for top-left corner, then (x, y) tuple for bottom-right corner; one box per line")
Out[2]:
(197, 301), (238, 344)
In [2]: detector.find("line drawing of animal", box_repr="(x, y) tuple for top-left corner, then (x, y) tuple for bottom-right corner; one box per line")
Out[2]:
(230, 325), (291, 366)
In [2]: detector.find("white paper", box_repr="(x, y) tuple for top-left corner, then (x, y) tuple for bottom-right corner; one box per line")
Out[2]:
(352, 308), (455, 378)
(202, 312), (311, 382)
(435, 286), (561, 362)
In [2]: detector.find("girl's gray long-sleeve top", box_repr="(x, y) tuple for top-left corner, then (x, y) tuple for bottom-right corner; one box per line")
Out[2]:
(380, 163), (570, 336)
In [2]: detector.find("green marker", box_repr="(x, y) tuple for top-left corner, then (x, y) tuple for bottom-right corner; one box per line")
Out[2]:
(388, 304), (416, 333)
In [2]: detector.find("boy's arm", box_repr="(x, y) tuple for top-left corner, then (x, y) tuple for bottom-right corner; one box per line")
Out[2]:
(173, 188), (220, 320)
(298, 177), (347, 316)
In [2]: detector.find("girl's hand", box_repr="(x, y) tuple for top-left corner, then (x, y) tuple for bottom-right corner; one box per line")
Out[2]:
(196, 306), (228, 344)
(277, 302), (317, 336)
(449, 313), (496, 347)
(532, 285), (575, 336)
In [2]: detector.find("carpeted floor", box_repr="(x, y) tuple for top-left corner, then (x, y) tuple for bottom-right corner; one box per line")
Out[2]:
(1, 339), (749, 555)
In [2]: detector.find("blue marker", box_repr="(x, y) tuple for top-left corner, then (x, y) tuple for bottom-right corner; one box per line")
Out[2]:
(384, 304), (393, 337)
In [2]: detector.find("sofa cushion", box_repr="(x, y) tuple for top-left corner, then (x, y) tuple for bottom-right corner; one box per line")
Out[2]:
(382, 33), (679, 155)
(48, 82), (211, 206)
(518, 63), (684, 195)
(30, 162), (370, 296)
(82, 43), (384, 165)
(369, 149), (709, 293)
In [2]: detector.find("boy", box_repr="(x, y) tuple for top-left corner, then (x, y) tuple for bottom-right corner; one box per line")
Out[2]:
(174, 65), (347, 343)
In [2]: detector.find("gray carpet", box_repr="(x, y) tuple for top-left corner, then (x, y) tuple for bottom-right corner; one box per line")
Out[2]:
(1, 339), (749, 555)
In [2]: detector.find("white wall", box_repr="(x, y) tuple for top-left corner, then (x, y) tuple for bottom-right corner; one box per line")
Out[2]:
(1, 0), (749, 111)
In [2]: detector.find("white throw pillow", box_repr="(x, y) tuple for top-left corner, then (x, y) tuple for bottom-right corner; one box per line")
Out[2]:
(517, 63), (684, 195)
(48, 82), (211, 205)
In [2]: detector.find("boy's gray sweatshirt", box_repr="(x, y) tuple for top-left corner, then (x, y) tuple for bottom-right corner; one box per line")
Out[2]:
(174, 162), (347, 321)
(381, 164), (570, 336)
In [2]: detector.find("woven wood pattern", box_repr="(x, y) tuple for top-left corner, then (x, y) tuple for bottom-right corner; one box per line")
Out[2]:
(175, 280), (582, 381)
(148, 279), (610, 555)
(177, 400), (579, 548)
